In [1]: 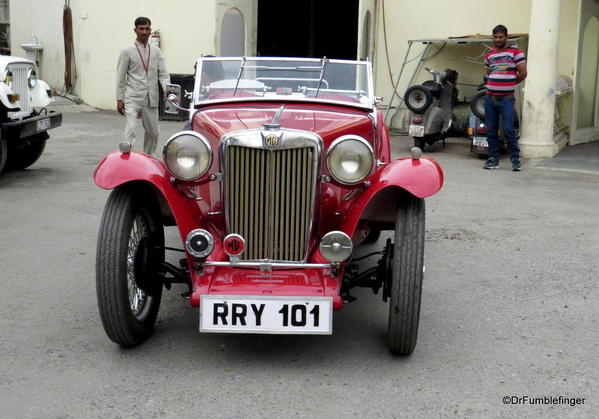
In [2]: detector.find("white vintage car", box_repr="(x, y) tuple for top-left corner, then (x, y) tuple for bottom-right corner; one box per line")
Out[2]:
(0, 55), (62, 172)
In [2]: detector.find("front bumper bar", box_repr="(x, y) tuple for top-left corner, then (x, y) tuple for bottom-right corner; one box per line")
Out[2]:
(1, 111), (63, 141)
(204, 261), (332, 269)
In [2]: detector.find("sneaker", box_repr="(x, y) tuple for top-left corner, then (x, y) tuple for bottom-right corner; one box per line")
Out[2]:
(511, 158), (522, 171)
(483, 157), (499, 170)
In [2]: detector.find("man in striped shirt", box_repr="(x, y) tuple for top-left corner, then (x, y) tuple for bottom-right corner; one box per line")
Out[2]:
(483, 25), (527, 171)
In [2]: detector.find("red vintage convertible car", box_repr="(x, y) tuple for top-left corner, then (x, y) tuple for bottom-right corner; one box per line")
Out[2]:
(94, 57), (443, 355)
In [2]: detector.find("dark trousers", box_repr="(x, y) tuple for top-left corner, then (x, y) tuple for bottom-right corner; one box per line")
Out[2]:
(484, 95), (520, 160)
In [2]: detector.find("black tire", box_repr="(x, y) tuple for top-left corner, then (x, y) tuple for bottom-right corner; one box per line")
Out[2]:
(0, 139), (7, 173)
(6, 134), (47, 170)
(471, 90), (486, 120)
(405, 85), (433, 113)
(387, 195), (425, 355)
(363, 228), (381, 244)
(96, 187), (164, 346)
(414, 135), (441, 151)
(413, 137), (426, 151)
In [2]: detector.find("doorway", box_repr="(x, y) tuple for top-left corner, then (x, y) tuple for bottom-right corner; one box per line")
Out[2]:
(257, 0), (359, 59)
(571, 0), (599, 145)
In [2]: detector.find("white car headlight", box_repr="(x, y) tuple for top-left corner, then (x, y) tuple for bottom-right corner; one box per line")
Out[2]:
(3, 69), (13, 89)
(163, 131), (212, 180)
(326, 135), (374, 184)
(27, 68), (37, 88)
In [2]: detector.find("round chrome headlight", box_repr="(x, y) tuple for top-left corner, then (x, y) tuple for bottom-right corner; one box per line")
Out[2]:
(163, 131), (212, 180)
(27, 68), (37, 88)
(3, 69), (13, 89)
(326, 135), (374, 184)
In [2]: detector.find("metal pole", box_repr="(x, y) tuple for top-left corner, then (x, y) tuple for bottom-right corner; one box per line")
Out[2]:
(385, 41), (413, 123)
(389, 42), (430, 128)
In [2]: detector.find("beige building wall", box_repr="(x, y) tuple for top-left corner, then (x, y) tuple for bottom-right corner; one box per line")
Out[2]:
(9, 0), (68, 93)
(558, 0), (579, 78)
(10, 0), (217, 109)
(9, 0), (581, 146)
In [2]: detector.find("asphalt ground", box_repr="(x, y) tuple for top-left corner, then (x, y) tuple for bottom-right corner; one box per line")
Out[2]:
(0, 106), (598, 418)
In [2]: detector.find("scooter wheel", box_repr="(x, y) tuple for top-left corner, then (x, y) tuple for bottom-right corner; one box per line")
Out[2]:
(471, 90), (486, 119)
(405, 85), (433, 113)
(413, 138), (426, 151)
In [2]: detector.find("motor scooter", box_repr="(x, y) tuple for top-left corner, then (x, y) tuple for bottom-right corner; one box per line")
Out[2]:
(467, 85), (519, 157)
(467, 113), (490, 157)
(404, 67), (459, 150)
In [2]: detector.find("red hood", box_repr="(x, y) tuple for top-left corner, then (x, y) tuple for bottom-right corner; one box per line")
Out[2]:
(192, 103), (374, 144)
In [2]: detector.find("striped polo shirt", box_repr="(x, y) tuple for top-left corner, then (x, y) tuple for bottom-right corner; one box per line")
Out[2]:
(484, 45), (526, 96)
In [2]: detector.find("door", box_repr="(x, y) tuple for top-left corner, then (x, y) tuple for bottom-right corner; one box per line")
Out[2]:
(571, 0), (599, 145)
(216, 0), (257, 56)
(357, 0), (377, 62)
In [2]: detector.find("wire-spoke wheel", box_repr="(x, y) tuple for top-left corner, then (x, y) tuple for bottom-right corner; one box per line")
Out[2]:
(127, 214), (150, 318)
(387, 195), (425, 355)
(96, 187), (164, 346)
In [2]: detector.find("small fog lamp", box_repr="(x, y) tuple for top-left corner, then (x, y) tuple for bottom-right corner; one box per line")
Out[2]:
(223, 234), (245, 257)
(319, 231), (353, 263)
(185, 229), (214, 259)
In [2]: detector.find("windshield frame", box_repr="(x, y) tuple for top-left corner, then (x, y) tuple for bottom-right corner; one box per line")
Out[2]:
(192, 56), (375, 111)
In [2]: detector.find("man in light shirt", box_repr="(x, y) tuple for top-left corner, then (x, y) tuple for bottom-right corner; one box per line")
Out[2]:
(116, 17), (170, 155)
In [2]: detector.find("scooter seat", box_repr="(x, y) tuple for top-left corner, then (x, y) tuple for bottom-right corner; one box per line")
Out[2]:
(423, 80), (442, 96)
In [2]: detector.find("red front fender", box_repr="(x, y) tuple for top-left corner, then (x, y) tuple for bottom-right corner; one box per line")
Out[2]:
(340, 156), (444, 237)
(311, 156), (443, 263)
(93, 151), (204, 244)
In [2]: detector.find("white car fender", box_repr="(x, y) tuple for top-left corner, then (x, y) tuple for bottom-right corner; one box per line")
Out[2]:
(30, 79), (53, 108)
(0, 82), (21, 111)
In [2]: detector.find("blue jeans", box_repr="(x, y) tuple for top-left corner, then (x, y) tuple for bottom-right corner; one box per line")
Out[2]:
(484, 95), (519, 160)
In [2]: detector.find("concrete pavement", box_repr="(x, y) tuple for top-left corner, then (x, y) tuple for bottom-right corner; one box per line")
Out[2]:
(0, 105), (597, 418)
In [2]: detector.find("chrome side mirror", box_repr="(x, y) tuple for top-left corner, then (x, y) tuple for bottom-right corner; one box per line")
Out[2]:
(165, 83), (182, 114)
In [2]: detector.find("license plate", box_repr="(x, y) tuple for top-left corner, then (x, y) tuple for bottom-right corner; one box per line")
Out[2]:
(36, 118), (51, 132)
(200, 295), (333, 334)
(409, 124), (425, 137)
(473, 136), (488, 147)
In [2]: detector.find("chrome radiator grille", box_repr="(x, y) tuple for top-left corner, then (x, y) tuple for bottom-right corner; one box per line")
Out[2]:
(7, 64), (32, 119)
(226, 146), (315, 261)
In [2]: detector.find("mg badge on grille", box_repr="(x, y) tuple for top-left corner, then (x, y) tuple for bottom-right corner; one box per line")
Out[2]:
(264, 134), (279, 148)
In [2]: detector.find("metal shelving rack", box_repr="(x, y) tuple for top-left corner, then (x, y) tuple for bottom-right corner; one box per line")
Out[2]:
(384, 35), (527, 128)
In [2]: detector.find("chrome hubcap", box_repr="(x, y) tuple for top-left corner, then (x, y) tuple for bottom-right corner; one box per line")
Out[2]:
(477, 98), (485, 113)
(409, 92), (426, 107)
